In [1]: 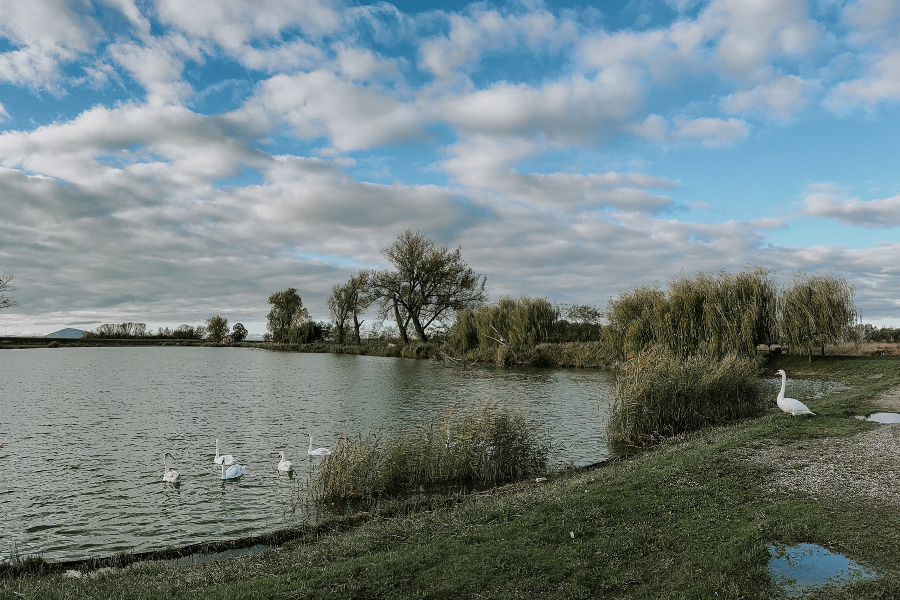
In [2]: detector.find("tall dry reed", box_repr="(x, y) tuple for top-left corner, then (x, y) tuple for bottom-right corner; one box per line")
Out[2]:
(307, 404), (550, 503)
(608, 348), (763, 446)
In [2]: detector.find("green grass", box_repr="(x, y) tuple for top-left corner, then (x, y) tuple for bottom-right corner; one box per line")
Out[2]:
(3, 354), (900, 599)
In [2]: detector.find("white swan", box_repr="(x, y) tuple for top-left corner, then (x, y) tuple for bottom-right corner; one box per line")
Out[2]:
(776, 369), (816, 419)
(277, 450), (293, 473)
(307, 434), (331, 456)
(220, 460), (245, 480)
(162, 452), (180, 484)
(213, 439), (236, 466)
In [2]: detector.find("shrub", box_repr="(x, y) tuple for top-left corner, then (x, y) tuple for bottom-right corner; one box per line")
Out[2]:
(608, 349), (763, 446)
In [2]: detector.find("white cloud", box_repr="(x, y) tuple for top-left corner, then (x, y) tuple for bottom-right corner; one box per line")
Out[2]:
(108, 37), (198, 106)
(153, 0), (341, 70)
(237, 70), (426, 151)
(802, 186), (900, 227)
(418, 6), (577, 80)
(722, 74), (818, 118)
(440, 135), (675, 214)
(672, 116), (750, 146)
(826, 0), (900, 109)
(630, 115), (750, 146)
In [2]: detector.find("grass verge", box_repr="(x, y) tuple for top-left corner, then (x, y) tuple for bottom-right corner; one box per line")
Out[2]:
(3, 354), (900, 599)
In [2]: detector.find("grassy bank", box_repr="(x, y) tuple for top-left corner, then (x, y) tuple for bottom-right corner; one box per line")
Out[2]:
(3, 355), (900, 598)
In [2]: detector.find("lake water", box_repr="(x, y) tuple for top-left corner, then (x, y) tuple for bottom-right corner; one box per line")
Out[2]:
(0, 347), (615, 562)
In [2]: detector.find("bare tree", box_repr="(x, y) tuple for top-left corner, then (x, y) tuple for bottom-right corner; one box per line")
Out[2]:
(0, 268), (16, 311)
(372, 230), (487, 343)
(329, 271), (375, 345)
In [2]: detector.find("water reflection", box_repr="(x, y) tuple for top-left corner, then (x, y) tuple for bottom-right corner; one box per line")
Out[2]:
(855, 412), (900, 424)
(768, 543), (877, 597)
(0, 347), (614, 561)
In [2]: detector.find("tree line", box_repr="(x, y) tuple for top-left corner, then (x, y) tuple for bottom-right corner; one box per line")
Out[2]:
(34, 231), (864, 356)
(84, 320), (248, 343)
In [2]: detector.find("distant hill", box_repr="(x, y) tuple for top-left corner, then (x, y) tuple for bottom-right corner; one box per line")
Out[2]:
(46, 328), (86, 339)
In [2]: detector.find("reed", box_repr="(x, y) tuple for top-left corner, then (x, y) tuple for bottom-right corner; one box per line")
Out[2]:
(608, 348), (763, 446)
(307, 404), (550, 503)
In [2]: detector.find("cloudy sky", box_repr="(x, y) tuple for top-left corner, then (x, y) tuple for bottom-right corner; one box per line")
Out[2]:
(2, 0), (900, 337)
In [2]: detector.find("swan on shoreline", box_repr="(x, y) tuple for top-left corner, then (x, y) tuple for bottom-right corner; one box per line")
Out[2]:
(307, 434), (331, 456)
(163, 452), (180, 484)
(776, 369), (816, 420)
(214, 439), (236, 466)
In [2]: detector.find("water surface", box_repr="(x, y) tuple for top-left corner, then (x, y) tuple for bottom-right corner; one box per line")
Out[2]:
(0, 347), (613, 561)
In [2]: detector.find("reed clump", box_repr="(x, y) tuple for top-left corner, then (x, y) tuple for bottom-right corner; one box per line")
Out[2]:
(608, 349), (764, 446)
(307, 404), (550, 503)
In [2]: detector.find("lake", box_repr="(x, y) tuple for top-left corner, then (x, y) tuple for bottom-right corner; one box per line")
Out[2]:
(0, 347), (615, 562)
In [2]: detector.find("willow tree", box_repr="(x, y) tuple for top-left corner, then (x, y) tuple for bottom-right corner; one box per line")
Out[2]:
(372, 230), (486, 343)
(778, 273), (858, 362)
(704, 267), (777, 358)
(603, 285), (666, 360)
(266, 288), (309, 343)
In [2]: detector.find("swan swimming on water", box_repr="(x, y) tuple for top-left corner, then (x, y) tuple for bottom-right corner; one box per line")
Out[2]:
(307, 434), (331, 456)
(220, 460), (245, 480)
(277, 450), (293, 473)
(776, 369), (816, 420)
(213, 439), (236, 466)
(162, 452), (180, 484)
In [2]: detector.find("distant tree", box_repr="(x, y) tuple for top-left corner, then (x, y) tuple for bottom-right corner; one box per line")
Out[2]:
(289, 320), (326, 344)
(0, 267), (15, 312)
(231, 322), (248, 343)
(329, 271), (374, 345)
(206, 315), (229, 344)
(372, 230), (487, 343)
(555, 304), (603, 342)
(266, 288), (309, 343)
(173, 324), (205, 340)
(85, 322), (148, 339)
(778, 273), (859, 362)
(327, 283), (353, 345)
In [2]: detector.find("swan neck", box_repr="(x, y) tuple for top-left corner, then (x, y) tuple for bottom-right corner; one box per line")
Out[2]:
(778, 372), (786, 399)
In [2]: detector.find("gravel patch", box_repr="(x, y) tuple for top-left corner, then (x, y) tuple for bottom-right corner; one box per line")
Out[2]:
(731, 385), (900, 507)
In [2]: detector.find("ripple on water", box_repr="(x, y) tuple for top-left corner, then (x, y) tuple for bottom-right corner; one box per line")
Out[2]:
(768, 543), (877, 597)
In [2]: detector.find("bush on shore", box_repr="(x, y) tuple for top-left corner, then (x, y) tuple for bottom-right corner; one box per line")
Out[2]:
(307, 404), (551, 503)
(608, 349), (763, 446)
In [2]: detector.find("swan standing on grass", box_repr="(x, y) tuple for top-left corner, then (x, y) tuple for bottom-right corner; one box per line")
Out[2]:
(776, 369), (816, 420)
(277, 450), (293, 473)
(162, 453), (180, 484)
(220, 460), (245, 480)
(213, 439), (236, 466)
(307, 434), (331, 456)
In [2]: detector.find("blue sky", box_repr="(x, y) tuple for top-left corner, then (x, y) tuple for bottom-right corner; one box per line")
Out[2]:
(2, 0), (900, 336)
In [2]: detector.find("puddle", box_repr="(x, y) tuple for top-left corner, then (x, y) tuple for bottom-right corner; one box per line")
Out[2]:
(173, 544), (271, 566)
(855, 412), (900, 424)
(768, 543), (877, 597)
